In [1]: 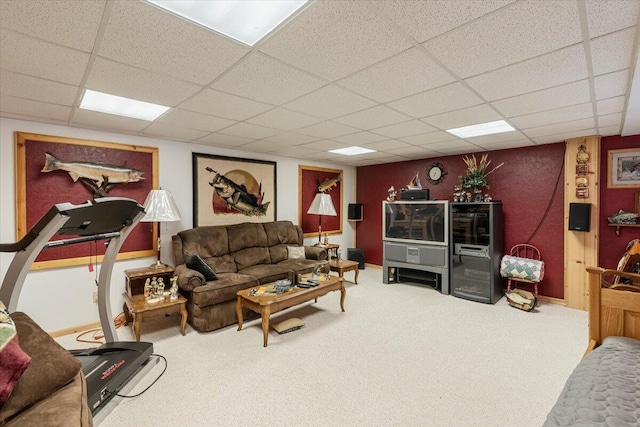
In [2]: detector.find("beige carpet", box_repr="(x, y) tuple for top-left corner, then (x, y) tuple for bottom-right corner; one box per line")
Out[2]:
(56, 267), (587, 427)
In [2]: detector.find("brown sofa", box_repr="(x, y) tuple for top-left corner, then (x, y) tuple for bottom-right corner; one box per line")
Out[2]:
(172, 220), (329, 332)
(0, 312), (92, 427)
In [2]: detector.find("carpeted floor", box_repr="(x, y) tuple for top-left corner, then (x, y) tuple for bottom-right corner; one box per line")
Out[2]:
(56, 267), (587, 427)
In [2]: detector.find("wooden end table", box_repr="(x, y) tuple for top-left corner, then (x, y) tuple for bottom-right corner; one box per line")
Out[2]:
(329, 259), (359, 284)
(122, 293), (188, 342)
(124, 265), (175, 296)
(236, 276), (345, 347)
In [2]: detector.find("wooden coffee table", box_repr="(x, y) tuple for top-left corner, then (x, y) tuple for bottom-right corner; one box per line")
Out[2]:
(122, 293), (188, 341)
(329, 259), (359, 284)
(236, 276), (345, 347)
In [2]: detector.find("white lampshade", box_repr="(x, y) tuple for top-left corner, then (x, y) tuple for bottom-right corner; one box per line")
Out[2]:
(307, 193), (337, 216)
(141, 189), (182, 222)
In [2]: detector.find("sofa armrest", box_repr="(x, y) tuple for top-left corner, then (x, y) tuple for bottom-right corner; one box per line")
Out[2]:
(174, 264), (206, 291)
(304, 246), (327, 261)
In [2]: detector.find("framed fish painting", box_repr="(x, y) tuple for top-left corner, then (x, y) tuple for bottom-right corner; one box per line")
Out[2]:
(192, 153), (276, 226)
(298, 165), (343, 238)
(15, 132), (158, 270)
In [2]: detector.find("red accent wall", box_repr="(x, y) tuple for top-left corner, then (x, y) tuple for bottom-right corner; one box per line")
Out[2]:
(356, 143), (566, 299)
(599, 134), (640, 269)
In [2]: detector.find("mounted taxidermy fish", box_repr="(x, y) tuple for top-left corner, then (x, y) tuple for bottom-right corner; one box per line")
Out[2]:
(206, 167), (269, 216)
(41, 152), (144, 197)
(317, 174), (341, 193)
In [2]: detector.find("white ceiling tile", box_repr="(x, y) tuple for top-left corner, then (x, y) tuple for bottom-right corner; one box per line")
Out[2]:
(493, 80), (592, 117)
(298, 121), (360, 139)
(597, 96), (625, 115)
(259, 1), (411, 81)
(86, 58), (202, 107)
(0, 0), (105, 52)
(333, 131), (388, 145)
(400, 131), (459, 145)
(425, 140), (479, 153)
(424, 0), (582, 78)
(510, 103), (594, 129)
(284, 84), (376, 119)
(264, 132), (319, 145)
(270, 145), (321, 158)
(598, 113), (623, 128)
(590, 28), (636, 76)
(386, 145), (439, 157)
(178, 89), (272, 121)
(465, 44), (587, 101)
(473, 140), (535, 150)
(211, 53), (325, 105)
(531, 128), (597, 144)
(0, 29), (89, 85)
(141, 123), (209, 141)
(466, 131), (529, 145)
(246, 108), (323, 131)
(218, 122), (281, 139)
(298, 140), (350, 151)
(372, 1), (514, 43)
(239, 140), (288, 153)
(70, 109), (150, 133)
(370, 120), (437, 138)
(522, 118), (595, 138)
(99, 0), (249, 85)
(195, 133), (255, 147)
(0, 70), (77, 106)
(595, 69), (629, 100)
(336, 48), (455, 103)
(334, 105), (411, 130)
(598, 125), (621, 136)
(156, 109), (236, 133)
(586, 0), (640, 38)
(422, 104), (502, 130)
(0, 94), (71, 122)
(388, 83), (483, 118)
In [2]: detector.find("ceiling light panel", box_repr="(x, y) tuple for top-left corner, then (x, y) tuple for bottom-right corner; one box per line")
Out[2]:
(79, 89), (170, 121)
(446, 120), (515, 138)
(146, 0), (308, 46)
(329, 146), (376, 156)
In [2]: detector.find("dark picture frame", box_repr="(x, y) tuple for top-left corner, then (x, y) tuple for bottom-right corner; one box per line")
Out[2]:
(608, 148), (640, 189)
(15, 132), (157, 270)
(298, 165), (343, 237)
(192, 153), (276, 226)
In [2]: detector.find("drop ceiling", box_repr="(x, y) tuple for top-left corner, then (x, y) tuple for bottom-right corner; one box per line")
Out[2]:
(0, 0), (638, 167)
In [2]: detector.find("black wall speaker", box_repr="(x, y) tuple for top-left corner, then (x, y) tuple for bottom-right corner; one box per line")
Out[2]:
(347, 248), (365, 269)
(348, 203), (363, 221)
(568, 203), (591, 232)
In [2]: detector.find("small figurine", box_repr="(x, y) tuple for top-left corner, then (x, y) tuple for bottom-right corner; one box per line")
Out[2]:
(407, 172), (422, 190)
(143, 278), (151, 299)
(169, 277), (179, 300)
(387, 186), (397, 201)
(323, 233), (329, 246)
(157, 277), (165, 297)
(151, 277), (158, 298)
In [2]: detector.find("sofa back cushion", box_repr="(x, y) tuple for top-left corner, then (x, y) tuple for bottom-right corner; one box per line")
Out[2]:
(227, 223), (268, 252)
(178, 226), (230, 258)
(234, 247), (271, 271)
(264, 221), (303, 263)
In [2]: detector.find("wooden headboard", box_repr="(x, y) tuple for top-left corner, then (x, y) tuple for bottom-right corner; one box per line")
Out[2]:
(585, 267), (640, 356)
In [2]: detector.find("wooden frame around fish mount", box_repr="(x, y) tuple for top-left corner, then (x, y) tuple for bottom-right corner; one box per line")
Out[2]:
(607, 148), (640, 189)
(15, 132), (158, 270)
(298, 165), (343, 238)
(192, 153), (277, 227)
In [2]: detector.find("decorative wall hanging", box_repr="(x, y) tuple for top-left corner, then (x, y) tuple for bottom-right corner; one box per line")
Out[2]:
(298, 165), (342, 237)
(15, 132), (157, 269)
(608, 148), (640, 189)
(575, 144), (590, 198)
(192, 153), (276, 226)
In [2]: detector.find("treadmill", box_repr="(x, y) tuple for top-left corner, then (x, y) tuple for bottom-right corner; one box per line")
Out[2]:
(0, 197), (154, 416)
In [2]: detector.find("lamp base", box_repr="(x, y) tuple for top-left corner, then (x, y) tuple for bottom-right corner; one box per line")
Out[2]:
(149, 259), (166, 269)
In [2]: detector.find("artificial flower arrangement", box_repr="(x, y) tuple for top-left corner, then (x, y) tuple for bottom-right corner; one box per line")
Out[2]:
(459, 154), (504, 191)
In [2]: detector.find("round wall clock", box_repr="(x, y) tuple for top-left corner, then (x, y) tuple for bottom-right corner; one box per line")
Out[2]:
(427, 163), (446, 185)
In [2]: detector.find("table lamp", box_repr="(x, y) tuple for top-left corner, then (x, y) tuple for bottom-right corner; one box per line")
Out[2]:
(141, 189), (182, 268)
(307, 193), (337, 245)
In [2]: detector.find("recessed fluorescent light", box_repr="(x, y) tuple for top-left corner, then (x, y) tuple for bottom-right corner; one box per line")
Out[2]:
(79, 89), (170, 121)
(329, 146), (377, 156)
(146, 0), (309, 46)
(446, 120), (515, 138)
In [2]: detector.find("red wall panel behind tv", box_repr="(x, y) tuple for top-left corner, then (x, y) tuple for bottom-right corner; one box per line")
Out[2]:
(356, 143), (566, 299)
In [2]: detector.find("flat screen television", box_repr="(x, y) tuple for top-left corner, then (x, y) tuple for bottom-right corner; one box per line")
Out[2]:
(382, 201), (448, 245)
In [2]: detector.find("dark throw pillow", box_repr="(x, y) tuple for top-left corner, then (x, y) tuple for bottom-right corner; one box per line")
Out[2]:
(184, 254), (218, 281)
